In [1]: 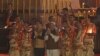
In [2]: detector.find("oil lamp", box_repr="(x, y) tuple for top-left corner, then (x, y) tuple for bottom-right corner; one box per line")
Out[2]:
(87, 27), (96, 36)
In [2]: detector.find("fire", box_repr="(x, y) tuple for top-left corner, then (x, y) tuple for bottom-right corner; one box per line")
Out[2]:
(87, 28), (93, 34)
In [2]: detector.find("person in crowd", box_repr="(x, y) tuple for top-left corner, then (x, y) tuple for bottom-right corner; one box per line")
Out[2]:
(0, 3), (16, 54)
(32, 21), (46, 56)
(83, 18), (96, 56)
(14, 16), (23, 49)
(3, 3), (17, 27)
(57, 8), (69, 25)
(9, 22), (20, 56)
(73, 19), (84, 56)
(9, 16), (24, 56)
(21, 24), (33, 56)
(48, 16), (56, 25)
(45, 22), (60, 56)
(0, 3), (17, 54)
(60, 21), (72, 56)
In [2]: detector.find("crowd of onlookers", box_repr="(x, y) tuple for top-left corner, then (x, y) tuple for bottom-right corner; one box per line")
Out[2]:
(0, 3), (99, 56)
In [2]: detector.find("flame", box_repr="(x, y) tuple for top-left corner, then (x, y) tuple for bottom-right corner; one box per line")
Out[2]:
(87, 28), (93, 34)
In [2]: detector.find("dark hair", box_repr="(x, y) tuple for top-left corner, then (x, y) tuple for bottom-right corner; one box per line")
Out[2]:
(51, 29), (58, 35)
(49, 16), (53, 19)
(36, 20), (42, 25)
(48, 16), (54, 22)
(62, 8), (68, 11)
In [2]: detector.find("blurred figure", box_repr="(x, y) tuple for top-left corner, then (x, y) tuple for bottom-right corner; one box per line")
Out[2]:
(73, 19), (83, 56)
(0, 4), (16, 53)
(48, 16), (56, 25)
(83, 18), (96, 56)
(21, 24), (33, 56)
(94, 6), (100, 53)
(45, 22), (60, 56)
(4, 3), (17, 27)
(33, 21), (46, 56)
(60, 21), (72, 56)
(9, 23), (20, 56)
(57, 8), (69, 25)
